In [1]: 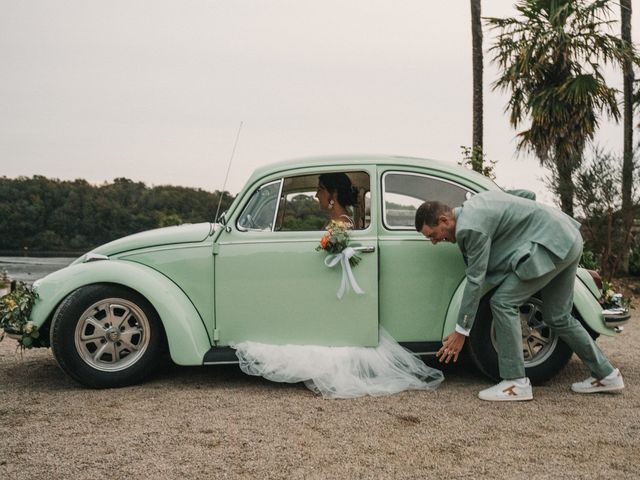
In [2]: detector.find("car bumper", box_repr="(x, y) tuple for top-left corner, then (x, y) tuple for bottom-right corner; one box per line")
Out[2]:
(2, 326), (22, 340)
(602, 307), (630, 329)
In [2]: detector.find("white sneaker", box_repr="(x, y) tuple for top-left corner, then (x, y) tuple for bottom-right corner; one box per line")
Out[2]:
(478, 379), (533, 402)
(571, 368), (625, 394)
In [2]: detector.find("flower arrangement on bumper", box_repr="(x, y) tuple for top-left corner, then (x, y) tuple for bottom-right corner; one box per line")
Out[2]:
(600, 279), (632, 310)
(0, 282), (41, 349)
(316, 220), (364, 299)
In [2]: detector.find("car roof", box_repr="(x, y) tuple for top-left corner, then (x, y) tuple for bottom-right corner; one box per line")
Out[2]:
(248, 154), (498, 191)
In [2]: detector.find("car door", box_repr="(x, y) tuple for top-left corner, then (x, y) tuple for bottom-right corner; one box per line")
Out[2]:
(214, 167), (379, 347)
(377, 169), (475, 343)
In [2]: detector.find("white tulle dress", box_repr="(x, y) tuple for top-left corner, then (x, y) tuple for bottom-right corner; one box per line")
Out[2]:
(233, 328), (444, 399)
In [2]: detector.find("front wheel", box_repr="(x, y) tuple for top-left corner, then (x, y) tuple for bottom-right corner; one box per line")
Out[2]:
(50, 284), (166, 388)
(467, 296), (573, 385)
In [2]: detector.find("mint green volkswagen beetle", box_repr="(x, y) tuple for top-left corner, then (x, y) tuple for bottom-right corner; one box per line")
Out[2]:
(13, 155), (628, 388)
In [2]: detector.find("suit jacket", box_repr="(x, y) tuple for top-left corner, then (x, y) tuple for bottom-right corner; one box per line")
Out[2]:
(454, 190), (581, 331)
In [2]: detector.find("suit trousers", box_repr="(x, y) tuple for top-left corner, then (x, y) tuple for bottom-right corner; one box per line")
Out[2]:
(489, 237), (614, 380)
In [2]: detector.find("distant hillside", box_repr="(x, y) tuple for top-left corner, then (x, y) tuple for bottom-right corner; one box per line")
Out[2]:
(0, 176), (235, 253)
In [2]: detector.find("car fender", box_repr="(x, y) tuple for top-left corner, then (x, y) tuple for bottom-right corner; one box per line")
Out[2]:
(442, 277), (614, 339)
(572, 278), (614, 337)
(31, 260), (212, 365)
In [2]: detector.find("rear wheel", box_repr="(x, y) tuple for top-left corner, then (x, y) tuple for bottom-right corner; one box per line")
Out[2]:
(467, 296), (573, 385)
(50, 284), (165, 388)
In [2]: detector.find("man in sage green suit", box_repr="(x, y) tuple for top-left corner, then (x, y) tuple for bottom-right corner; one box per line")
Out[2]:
(415, 190), (623, 401)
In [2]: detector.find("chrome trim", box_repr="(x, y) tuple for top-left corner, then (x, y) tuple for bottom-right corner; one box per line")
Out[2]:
(203, 360), (240, 365)
(85, 253), (109, 262)
(602, 308), (631, 327)
(217, 237), (378, 246)
(352, 245), (375, 253)
(272, 178), (284, 232)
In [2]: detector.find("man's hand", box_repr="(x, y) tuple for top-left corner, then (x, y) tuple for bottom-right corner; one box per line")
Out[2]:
(436, 332), (466, 364)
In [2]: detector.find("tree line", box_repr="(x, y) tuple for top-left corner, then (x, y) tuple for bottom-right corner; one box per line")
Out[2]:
(0, 176), (235, 253)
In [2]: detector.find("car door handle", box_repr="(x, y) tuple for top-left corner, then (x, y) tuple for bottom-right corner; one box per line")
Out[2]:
(352, 245), (375, 253)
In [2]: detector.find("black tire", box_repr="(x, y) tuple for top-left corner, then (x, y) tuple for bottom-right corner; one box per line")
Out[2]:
(467, 296), (573, 385)
(50, 284), (166, 388)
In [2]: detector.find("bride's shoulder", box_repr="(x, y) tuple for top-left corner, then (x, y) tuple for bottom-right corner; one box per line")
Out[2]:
(337, 215), (354, 228)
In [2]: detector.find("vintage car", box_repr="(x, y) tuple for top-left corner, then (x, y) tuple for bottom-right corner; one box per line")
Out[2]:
(6, 155), (629, 388)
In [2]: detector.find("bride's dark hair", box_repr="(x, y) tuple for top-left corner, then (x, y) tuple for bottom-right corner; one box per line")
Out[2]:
(318, 173), (358, 207)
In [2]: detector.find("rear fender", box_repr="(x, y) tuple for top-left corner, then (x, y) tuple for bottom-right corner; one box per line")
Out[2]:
(31, 260), (212, 365)
(443, 277), (614, 338)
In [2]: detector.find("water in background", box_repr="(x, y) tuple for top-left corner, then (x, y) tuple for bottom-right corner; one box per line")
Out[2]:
(0, 257), (74, 284)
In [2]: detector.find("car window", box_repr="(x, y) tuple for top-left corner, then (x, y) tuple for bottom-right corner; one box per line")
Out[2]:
(237, 180), (282, 231)
(278, 189), (326, 231)
(275, 171), (371, 231)
(382, 172), (472, 230)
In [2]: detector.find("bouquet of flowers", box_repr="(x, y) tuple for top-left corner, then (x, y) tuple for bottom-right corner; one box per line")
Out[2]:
(0, 282), (40, 349)
(316, 220), (361, 267)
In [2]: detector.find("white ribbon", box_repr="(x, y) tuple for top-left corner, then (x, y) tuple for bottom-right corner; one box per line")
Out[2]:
(324, 247), (365, 299)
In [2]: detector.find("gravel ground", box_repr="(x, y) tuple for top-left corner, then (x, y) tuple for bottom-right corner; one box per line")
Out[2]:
(0, 312), (638, 480)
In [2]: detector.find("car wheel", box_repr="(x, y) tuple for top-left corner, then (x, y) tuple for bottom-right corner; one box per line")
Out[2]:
(467, 296), (573, 385)
(50, 284), (165, 388)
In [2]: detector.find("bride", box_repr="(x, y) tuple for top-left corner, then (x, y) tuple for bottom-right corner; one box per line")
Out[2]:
(233, 172), (444, 398)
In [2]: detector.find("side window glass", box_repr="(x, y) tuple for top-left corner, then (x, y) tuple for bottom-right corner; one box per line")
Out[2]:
(279, 189), (326, 231)
(237, 180), (281, 231)
(275, 171), (371, 231)
(383, 172), (471, 229)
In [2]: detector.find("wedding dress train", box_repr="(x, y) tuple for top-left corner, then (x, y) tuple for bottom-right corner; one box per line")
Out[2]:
(233, 328), (444, 399)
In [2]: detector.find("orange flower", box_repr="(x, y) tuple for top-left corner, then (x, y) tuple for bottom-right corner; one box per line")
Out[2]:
(320, 233), (330, 249)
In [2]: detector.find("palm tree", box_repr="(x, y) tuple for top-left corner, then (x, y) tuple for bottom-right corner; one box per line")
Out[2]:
(470, 0), (483, 173)
(487, 0), (626, 216)
(620, 0), (633, 273)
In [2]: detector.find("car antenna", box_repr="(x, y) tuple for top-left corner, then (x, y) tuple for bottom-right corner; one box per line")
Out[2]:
(214, 121), (243, 224)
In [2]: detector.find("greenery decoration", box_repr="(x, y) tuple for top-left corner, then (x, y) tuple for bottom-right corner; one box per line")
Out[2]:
(0, 282), (40, 349)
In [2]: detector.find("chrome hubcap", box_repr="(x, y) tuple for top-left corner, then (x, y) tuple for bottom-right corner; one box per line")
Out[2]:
(74, 298), (150, 372)
(491, 297), (558, 368)
(105, 327), (121, 342)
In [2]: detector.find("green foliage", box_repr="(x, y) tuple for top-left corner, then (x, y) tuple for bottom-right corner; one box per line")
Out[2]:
(487, 0), (636, 215)
(459, 146), (496, 180)
(629, 247), (640, 277)
(0, 282), (41, 349)
(158, 213), (183, 227)
(580, 250), (599, 271)
(569, 148), (639, 280)
(0, 176), (235, 252)
(281, 195), (326, 231)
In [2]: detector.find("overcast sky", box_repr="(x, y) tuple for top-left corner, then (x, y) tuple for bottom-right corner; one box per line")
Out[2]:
(1, 1), (638, 203)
